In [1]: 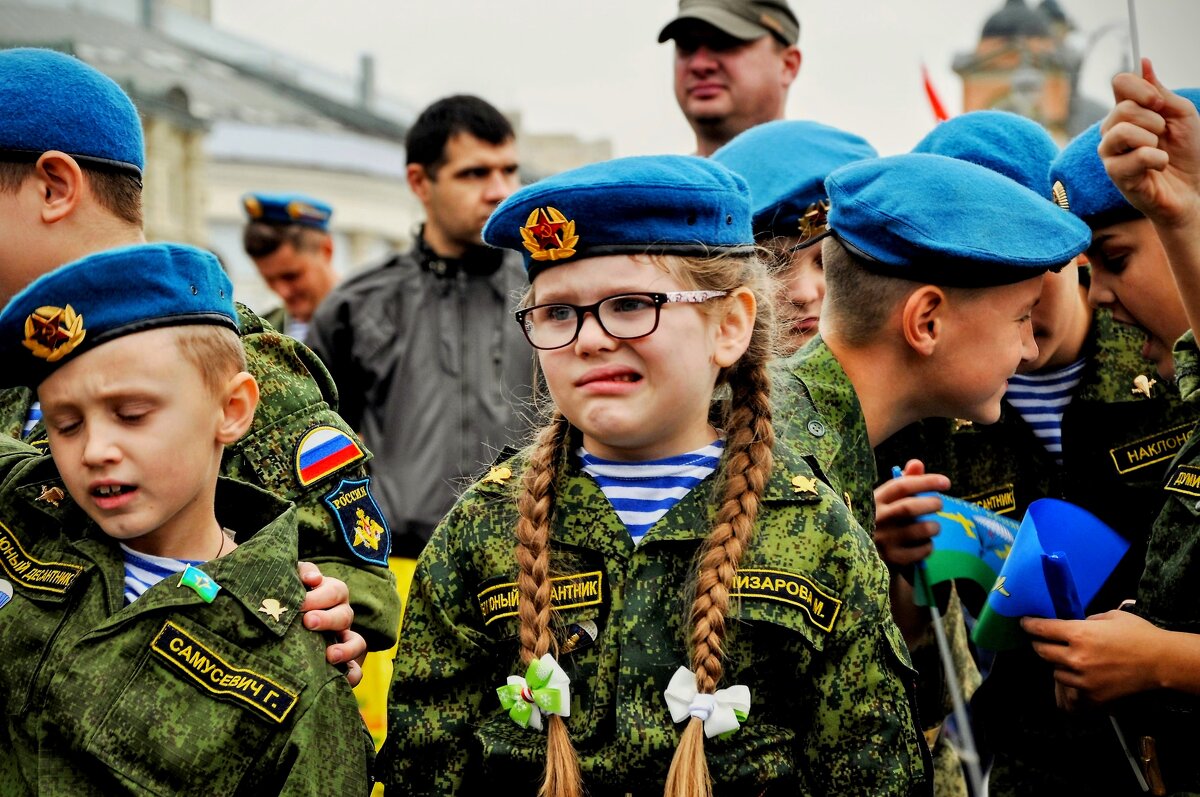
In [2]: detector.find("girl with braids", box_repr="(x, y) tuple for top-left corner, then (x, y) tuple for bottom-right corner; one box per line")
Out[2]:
(381, 155), (930, 796)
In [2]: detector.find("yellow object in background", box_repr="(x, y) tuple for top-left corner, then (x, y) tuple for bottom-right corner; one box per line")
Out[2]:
(356, 556), (417, 748)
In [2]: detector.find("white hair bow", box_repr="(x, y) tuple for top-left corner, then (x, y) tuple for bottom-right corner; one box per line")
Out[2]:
(663, 665), (751, 739)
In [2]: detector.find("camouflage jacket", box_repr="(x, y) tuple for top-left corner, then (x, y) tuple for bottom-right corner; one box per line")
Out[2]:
(773, 337), (877, 531)
(1114, 330), (1200, 794)
(0, 304), (400, 650)
(0, 445), (373, 796)
(381, 432), (931, 796)
(775, 339), (977, 796)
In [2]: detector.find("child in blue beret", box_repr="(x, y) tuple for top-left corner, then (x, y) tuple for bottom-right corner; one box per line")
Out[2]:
(381, 154), (931, 796)
(712, 120), (877, 354)
(0, 244), (372, 794)
(772, 151), (1091, 537)
(1024, 62), (1200, 795)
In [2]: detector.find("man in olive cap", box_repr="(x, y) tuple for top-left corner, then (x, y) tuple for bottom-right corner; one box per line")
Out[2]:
(658, 0), (802, 156)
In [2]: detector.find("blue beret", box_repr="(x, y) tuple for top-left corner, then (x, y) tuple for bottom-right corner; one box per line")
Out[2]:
(913, 110), (1059, 196)
(242, 192), (333, 231)
(712, 120), (877, 239)
(483, 155), (754, 280)
(1050, 88), (1200, 228)
(0, 243), (237, 387)
(0, 48), (144, 177)
(824, 153), (1091, 287)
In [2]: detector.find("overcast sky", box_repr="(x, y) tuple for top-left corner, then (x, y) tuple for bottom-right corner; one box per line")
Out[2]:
(210, 0), (1200, 158)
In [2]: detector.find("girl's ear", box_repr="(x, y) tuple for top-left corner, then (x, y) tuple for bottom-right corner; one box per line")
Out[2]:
(216, 372), (259, 445)
(713, 287), (756, 368)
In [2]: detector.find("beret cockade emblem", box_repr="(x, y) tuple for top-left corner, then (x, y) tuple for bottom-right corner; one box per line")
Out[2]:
(521, 206), (579, 262)
(24, 305), (86, 362)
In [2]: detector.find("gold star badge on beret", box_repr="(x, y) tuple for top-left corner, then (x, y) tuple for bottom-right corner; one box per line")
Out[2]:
(24, 305), (86, 362)
(243, 195), (264, 219)
(1052, 180), (1070, 212)
(521, 206), (578, 262)
(797, 199), (831, 243)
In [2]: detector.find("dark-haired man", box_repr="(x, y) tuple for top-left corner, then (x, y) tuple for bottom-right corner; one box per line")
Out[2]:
(309, 94), (533, 563)
(658, 0), (802, 156)
(241, 192), (339, 344)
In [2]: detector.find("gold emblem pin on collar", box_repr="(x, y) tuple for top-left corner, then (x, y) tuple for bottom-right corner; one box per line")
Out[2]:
(481, 465), (513, 485)
(520, 206), (578, 262)
(36, 485), (65, 507)
(1132, 374), (1156, 399)
(791, 475), (819, 495)
(24, 304), (86, 362)
(259, 598), (287, 622)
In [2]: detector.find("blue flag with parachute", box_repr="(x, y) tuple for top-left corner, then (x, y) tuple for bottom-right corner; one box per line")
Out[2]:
(910, 490), (1130, 650)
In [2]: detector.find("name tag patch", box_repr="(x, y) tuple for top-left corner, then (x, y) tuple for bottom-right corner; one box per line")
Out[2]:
(0, 521), (81, 593)
(1164, 463), (1200, 498)
(733, 568), (842, 633)
(150, 621), (299, 724)
(477, 571), (603, 627)
(961, 484), (1017, 515)
(1110, 423), (1194, 475)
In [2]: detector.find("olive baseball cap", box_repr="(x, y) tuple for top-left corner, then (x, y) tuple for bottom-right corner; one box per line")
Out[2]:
(658, 0), (800, 46)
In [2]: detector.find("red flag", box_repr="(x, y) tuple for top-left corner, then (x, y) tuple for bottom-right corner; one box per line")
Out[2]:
(922, 64), (950, 122)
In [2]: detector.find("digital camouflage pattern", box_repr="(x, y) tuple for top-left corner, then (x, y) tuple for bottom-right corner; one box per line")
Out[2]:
(878, 311), (1200, 796)
(1112, 330), (1200, 794)
(381, 431), (932, 795)
(0, 441), (373, 796)
(772, 337), (876, 532)
(776, 338), (979, 797)
(0, 304), (401, 650)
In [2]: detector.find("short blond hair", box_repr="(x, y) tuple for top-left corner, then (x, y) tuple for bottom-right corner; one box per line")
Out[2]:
(172, 325), (247, 395)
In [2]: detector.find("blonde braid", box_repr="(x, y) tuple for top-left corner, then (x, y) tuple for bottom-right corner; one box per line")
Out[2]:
(664, 357), (775, 797)
(513, 412), (582, 797)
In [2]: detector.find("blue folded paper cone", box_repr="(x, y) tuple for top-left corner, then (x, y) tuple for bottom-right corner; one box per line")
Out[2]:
(971, 498), (1129, 650)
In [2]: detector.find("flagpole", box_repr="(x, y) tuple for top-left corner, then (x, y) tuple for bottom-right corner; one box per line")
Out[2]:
(1127, 0), (1141, 75)
(921, 569), (986, 796)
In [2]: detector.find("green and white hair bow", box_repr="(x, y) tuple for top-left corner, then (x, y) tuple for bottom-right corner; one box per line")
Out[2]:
(497, 653), (572, 731)
(663, 665), (751, 739)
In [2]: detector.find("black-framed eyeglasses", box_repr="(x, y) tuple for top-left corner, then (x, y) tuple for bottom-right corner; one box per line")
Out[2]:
(514, 291), (728, 350)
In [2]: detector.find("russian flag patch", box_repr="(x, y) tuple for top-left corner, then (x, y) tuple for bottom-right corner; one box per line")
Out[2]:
(295, 426), (365, 487)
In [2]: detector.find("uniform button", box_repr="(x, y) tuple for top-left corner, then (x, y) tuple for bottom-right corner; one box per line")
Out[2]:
(807, 420), (826, 437)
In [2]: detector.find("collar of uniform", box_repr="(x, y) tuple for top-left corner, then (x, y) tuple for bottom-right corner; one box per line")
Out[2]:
(11, 450), (82, 526)
(202, 479), (304, 636)
(553, 432), (638, 559)
(1173, 329), (1200, 402)
(782, 337), (876, 523)
(84, 479), (303, 637)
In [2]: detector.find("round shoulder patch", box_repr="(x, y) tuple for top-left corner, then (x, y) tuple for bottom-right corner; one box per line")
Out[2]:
(295, 426), (365, 487)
